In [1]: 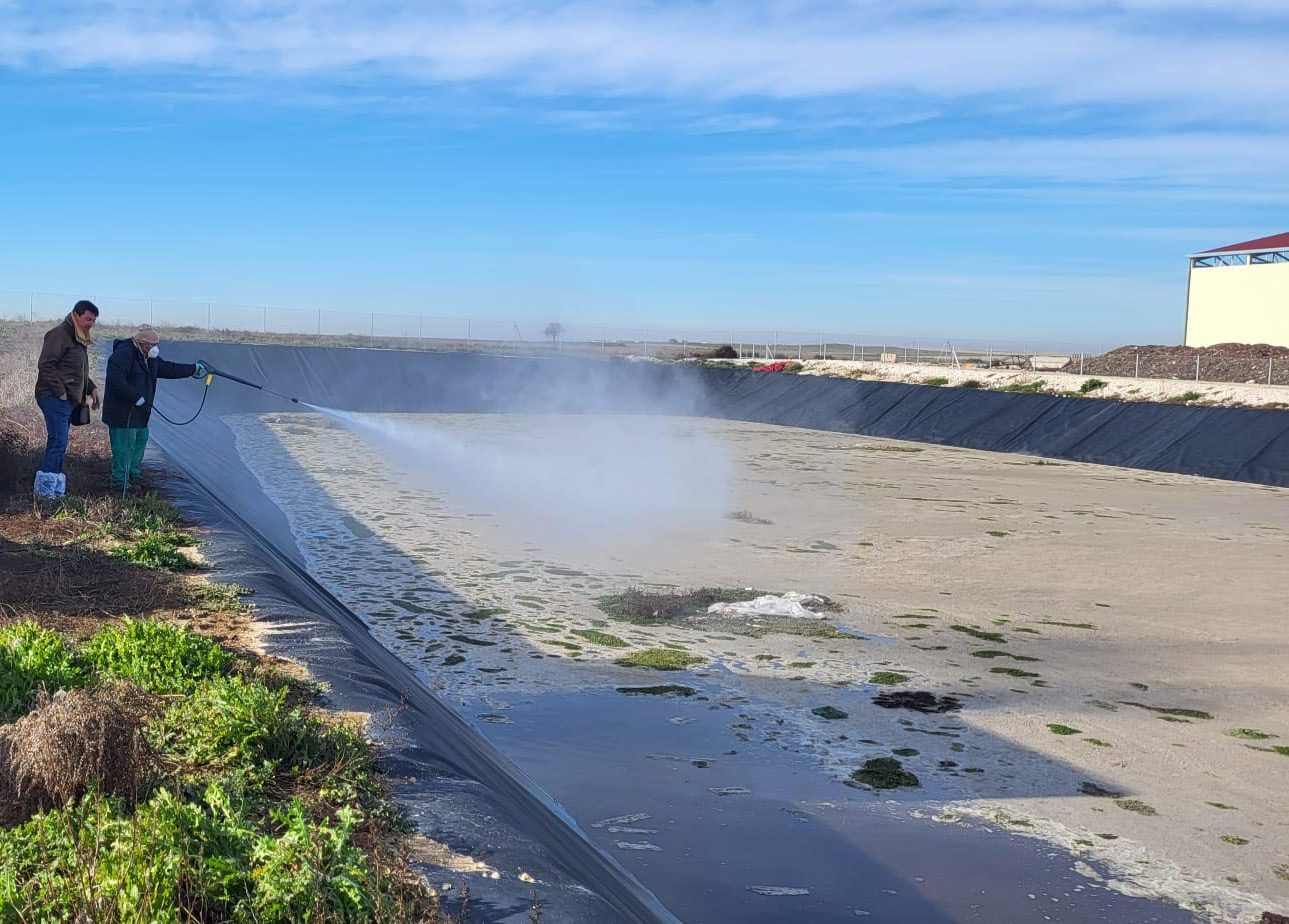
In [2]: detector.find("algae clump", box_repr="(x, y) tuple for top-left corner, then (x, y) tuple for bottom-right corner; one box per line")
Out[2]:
(616, 649), (704, 671)
(848, 757), (920, 790)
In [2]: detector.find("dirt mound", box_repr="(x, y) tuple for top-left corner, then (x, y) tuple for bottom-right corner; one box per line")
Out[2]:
(0, 682), (157, 826)
(1066, 343), (1289, 386)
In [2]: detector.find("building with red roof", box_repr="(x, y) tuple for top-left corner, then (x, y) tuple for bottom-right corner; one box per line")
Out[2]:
(1185, 233), (1289, 347)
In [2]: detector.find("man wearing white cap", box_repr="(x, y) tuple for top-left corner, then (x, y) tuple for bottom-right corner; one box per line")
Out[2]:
(102, 325), (206, 491)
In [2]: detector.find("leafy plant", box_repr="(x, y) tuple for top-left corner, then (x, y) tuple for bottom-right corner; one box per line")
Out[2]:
(82, 618), (232, 694)
(1079, 378), (1108, 393)
(0, 621), (88, 722)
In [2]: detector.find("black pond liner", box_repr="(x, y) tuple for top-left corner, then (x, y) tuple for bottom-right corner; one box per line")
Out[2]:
(134, 342), (1269, 921)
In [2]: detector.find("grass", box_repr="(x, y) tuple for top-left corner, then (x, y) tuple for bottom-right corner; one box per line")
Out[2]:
(922, 377), (950, 387)
(1079, 378), (1109, 394)
(189, 582), (254, 613)
(995, 380), (1047, 394)
(570, 629), (629, 648)
(1169, 391), (1203, 404)
(847, 757), (919, 790)
(615, 648), (704, 671)
(1047, 724), (1082, 736)
(1225, 728), (1277, 740)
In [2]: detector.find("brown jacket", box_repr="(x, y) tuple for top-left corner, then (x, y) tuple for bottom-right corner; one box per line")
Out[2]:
(35, 316), (98, 404)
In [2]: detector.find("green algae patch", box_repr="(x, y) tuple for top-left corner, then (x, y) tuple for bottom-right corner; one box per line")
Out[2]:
(597, 587), (771, 625)
(990, 667), (1040, 678)
(447, 634), (496, 646)
(847, 757), (920, 790)
(972, 650), (1039, 662)
(1085, 738), (1113, 748)
(811, 706), (849, 720)
(616, 684), (697, 697)
(1219, 835), (1249, 846)
(1225, 728), (1277, 740)
(891, 747), (919, 757)
(1047, 723), (1081, 736)
(1120, 702), (1212, 720)
(1207, 802), (1237, 810)
(869, 671), (911, 685)
(1038, 620), (1097, 630)
(570, 629), (629, 648)
(616, 648), (704, 671)
(950, 625), (1005, 643)
(788, 661), (815, 668)
(442, 654), (466, 666)
(1115, 799), (1157, 816)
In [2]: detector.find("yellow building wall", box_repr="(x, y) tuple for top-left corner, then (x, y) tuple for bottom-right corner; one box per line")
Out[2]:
(1186, 261), (1289, 347)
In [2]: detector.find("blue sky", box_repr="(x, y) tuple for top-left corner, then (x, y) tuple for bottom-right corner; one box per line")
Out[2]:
(2, 1), (1287, 345)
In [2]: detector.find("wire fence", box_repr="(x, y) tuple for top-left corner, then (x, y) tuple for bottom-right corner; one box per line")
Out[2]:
(3, 288), (1286, 386)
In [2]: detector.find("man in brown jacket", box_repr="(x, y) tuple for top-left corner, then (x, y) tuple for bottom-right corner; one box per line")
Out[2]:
(34, 300), (101, 497)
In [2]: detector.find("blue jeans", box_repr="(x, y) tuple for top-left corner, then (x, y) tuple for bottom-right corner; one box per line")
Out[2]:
(36, 395), (72, 474)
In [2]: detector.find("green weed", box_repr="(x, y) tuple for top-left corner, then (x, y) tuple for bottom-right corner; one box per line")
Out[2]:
(82, 618), (232, 694)
(615, 649), (704, 671)
(1079, 378), (1108, 393)
(0, 621), (88, 722)
(570, 629), (629, 648)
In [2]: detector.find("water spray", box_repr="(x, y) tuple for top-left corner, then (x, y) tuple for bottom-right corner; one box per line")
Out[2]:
(152, 362), (312, 428)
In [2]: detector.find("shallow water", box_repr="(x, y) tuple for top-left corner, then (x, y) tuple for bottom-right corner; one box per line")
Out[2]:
(225, 411), (1218, 921)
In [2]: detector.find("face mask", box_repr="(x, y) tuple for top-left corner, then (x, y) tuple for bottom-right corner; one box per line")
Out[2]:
(147, 345), (160, 359)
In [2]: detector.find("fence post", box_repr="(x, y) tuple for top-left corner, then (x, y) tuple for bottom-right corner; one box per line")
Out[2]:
(852, 340), (857, 362)
(317, 309), (322, 336)
(1195, 355), (1200, 382)
(149, 299), (154, 325)
(262, 306), (267, 333)
(1269, 356), (1274, 386)
(1135, 351), (1140, 378)
(28, 291), (33, 322)
(602, 326), (607, 352)
(819, 334), (824, 359)
(643, 330), (649, 357)
(916, 342), (921, 364)
(1079, 352), (1085, 375)
(466, 318), (472, 348)
(987, 346), (992, 369)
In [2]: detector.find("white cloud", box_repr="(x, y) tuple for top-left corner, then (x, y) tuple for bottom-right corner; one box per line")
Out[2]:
(1, 1), (1286, 125)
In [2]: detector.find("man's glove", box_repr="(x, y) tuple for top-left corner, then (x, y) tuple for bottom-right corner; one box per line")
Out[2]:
(135, 396), (146, 407)
(193, 362), (207, 378)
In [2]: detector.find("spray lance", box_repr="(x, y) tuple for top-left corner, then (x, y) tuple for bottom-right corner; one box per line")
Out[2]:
(151, 362), (308, 426)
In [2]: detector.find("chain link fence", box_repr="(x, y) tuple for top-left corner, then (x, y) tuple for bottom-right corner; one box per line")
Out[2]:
(3, 288), (1285, 386)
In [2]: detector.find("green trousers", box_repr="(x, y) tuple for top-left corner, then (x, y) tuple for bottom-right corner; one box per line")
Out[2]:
(108, 426), (149, 488)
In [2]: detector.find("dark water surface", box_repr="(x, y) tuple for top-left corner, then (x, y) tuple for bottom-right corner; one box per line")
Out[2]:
(469, 685), (1197, 923)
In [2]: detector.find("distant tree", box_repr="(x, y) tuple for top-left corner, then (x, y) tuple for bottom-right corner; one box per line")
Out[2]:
(544, 322), (565, 344)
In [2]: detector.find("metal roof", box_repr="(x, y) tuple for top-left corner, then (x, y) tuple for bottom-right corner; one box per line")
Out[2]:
(1199, 232), (1289, 255)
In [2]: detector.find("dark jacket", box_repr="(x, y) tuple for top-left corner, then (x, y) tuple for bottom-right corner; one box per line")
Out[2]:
(35, 316), (97, 404)
(103, 339), (196, 429)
